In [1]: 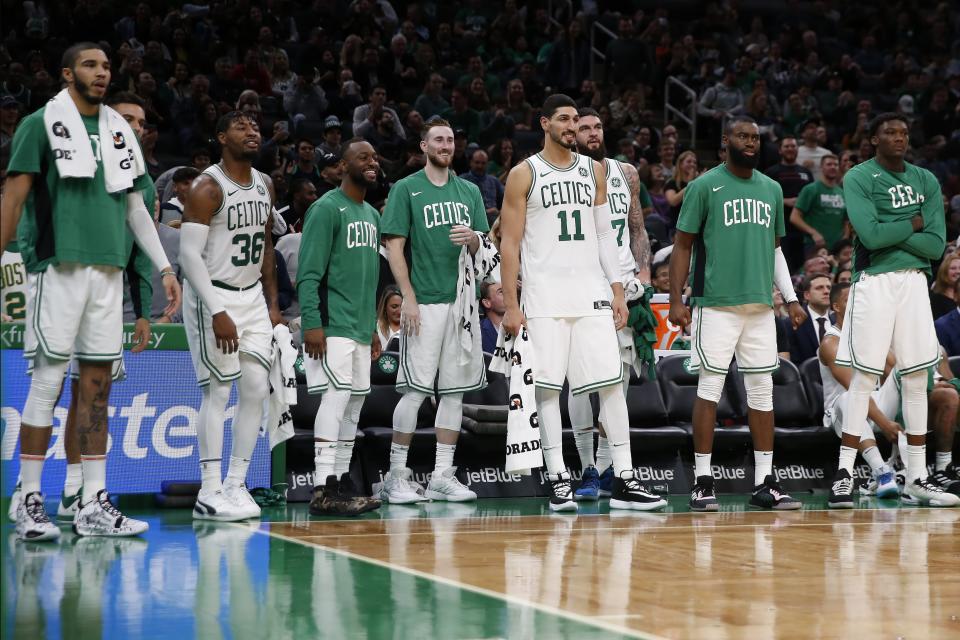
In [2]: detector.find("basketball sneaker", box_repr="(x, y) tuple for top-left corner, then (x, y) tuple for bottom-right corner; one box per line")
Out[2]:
(74, 490), (149, 536)
(193, 488), (248, 522)
(57, 487), (82, 521)
(224, 482), (262, 519)
(574, 465), (600, 501)
(929, 463), (960, 496)
(690, 475), (719, 512)
(426, 467), (477, 502)
(337, 473), (382, 513)
(547, 471), (577, 512)
(597, 465), (614, 497)
(902, 477), (960, 507)
(828, 469), (855, 509)
(7, 481), (21, 523)
(381, 467), (427, 504)
(309, 476), (366, 517)
(750, 475), (802, 510)
(15, 492), (60, 542)
(610, 470), (667, 511)
(874, 465), (900, 499)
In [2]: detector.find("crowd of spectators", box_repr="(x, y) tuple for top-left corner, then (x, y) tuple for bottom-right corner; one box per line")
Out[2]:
(2, 0), (959, 368)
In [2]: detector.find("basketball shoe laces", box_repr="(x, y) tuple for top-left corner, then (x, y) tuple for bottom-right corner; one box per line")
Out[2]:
(553, 476), (572, 498)
(97, 492), (126, 527)
(25, 496), (51, 524)
(623, 473), (649, 495)
(831, 476), (853, 495)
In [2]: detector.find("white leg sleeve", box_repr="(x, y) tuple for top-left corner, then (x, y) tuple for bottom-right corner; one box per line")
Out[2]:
(696, 369), (726, 404)
(536, 387), (566, 474)
(597, 383), (632, 476)
(567, 387), (594, 430)
(315, 387), (351, 442)
(198, 378), (232, 463)
(393, 390), (428, 434)
(22, 357), (69, 426)
(435, 394), (463, 432)
(841, 369), (878, 438)
(231, 359), (269, 461)
(900, 370), (929, 436)
(743, 373), (773, 412)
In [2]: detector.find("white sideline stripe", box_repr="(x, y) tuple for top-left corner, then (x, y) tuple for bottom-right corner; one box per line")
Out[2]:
(246, 523), (666, 640)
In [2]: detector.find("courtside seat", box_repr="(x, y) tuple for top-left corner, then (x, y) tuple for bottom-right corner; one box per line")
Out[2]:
(799, 357), (824, 425)
(657, 354), (742, 424)
(629, 426), (690, 452)
(730, 359), (815, 427)
(626, 377), (670, 427)
(358, 351), (435, 429)
(291, 383), (322, 432)
(774, 425), (836, 448)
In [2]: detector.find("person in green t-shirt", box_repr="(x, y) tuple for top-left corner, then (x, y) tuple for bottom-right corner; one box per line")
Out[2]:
(790, 154), (847, 250)
(299, 138), (383, 516)
(669, 115), (806, 513)
(0, 43), (180, 541)
(827, 113), (957, 508)
(379, 117), (490, 504)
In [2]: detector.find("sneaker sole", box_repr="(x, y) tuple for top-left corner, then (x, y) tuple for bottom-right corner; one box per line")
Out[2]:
(574, 491), (599, 501)
(828, 500), (855, 509)
(549, 500), (577, 512)
(424, 490), (477, 502)
(749, 501), (803, 510)
(18, 528), (61, 542)
(689, 502), (720, 512)
(876, 487), (900, 499)
(597, 490), (612, 498)
(192, 509), (249, 522)
(385, 494), (425, 505)
(73, 524), (149, 537)
(610, 498), (667, 511)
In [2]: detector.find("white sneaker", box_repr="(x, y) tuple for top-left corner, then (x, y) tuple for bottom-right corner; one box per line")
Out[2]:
(224, 483), (262, 519)
(193, 488), (249, 521)
(74, 490), (149, 536)
(8, 481), (22, 523)
(15, 491), (60, 542)
(382, 468), (427, 504)
(902, 477), (960, 507)
(425, 467), (477, 502)
(57, 487), (82, 521)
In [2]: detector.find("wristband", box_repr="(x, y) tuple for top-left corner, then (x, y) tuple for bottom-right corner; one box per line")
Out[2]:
(160, 270), (176, 278)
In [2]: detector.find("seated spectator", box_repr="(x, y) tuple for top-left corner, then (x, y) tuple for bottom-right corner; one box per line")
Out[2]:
(377, 286), (403, 350)
(284, 75), (328, 129)
(414, 74), (450, 120)
(442, 87), (482, 142)
(480, 281), (505, 354)
(652, 261), (671, 295)
(931, 252), (960, 320)
(286, 138), (322, 191)
(231, 48), (273, 96)
(935, 288), (960, 357)
(353, 85), (405, 140)
(317, 116), (343, 157)
(277, 177), (320, 232)
(655, 140), (676, 181)
(697, 69), (744, 142)
(271, 49), (297, 96)
(787, 273), (834, 364)
(796, 118), (833, 180)
(461, 149), (504, 225)
(160, 167), (200, 227)
(363, 109), (407, 164)
(504, 79), (534, 131)
(486, 138), (515, 184)
(791, 155), (847, 250)
(664, 151), (699, 232)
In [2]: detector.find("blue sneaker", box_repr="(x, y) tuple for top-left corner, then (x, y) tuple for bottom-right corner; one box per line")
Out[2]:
(575, 466), (600, 501)
(598, 465), (614, 497)
(875, 465), (900, 499)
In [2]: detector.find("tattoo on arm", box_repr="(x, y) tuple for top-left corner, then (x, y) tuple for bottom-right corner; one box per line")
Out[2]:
(623, 163), (652, 275)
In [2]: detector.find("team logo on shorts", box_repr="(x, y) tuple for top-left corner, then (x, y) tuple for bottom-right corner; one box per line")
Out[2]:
(377, 354), (398, 374)
(257, 184), (266, 196)
(51, 121), (71, 138)
(578, 167), (589, 177)
(611, 177), (622, 188)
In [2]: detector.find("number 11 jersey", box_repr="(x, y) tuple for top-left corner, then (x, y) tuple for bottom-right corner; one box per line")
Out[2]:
(521, 152), (610, 318)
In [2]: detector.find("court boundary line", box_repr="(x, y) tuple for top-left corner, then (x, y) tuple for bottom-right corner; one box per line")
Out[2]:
(246, 523), (668, 640)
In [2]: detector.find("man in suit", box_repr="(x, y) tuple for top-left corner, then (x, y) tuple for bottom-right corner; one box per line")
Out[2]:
(935, 288), (960, 356)
(788, 273), (834, 364)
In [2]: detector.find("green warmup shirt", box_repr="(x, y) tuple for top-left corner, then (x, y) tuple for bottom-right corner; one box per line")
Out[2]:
(795, 179), (846, 249)
(676, 164), (785, 308)
(125, 173), (157, 320)
(298, 188), (381, 342)
(380, 169), (490, 304)
(8, 107), (151, 273)
(843, 158), (946, 279)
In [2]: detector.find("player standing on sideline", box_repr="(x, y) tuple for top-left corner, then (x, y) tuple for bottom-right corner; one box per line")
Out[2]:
(181, 111), (283, 521)
(379, 117), (489, 504)
(828, 113), (958, 508)
(669, 115), (805, 512)
(1, 43), (179, 540)
(299, 138), (383, 516)
(569, 107), (654, 500)
(499, 94), (666, 512)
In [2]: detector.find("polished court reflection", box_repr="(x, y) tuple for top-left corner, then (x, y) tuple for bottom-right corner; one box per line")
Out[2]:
(3, 498), (959, 639)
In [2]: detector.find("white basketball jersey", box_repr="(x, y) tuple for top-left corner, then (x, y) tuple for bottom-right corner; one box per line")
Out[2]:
(521, 153), (610, 318)
(1, 250), (28, 321)
(605, 159), (637, 282)
(202, 164), (273, 288)
(818, 324), (845, 419)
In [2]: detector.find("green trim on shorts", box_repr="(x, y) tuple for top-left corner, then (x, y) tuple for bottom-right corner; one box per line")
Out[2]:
(898, 354), (941, 376)
(240, 348), (272, 372)
(570, 370), (624, 395)
(534, 381), (564, 391)
(306, 383), (328, 395)
(437, 365), (487, 395)
(321, 356), (352, 391)
(72, 350), (123, 361)
(397, 332), (437, 395)
(693, 310), (729, 374)
(842, 282), (886, 376)
(737, 361), (781, 374)
(33, 271), (71, 361)
(197, 294), (241, 383)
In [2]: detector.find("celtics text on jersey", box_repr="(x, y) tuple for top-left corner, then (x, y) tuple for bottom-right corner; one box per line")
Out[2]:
(604, 159), (637, 281)
(1, 250), (28, 320)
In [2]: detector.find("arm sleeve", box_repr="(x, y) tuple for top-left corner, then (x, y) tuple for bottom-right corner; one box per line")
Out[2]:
(773, 247), (798, 303)
(126, 192), (171, 272)
(675, 181), (706, 234)
(297, 202), (336, 331)
(593, 202), (621, 286)
(897, 171), (947, 260)
(180, 222), (225, 315)
(126, 244), (154, 320)
(380, 182), (412, 237)
(843, 171), (914, 250)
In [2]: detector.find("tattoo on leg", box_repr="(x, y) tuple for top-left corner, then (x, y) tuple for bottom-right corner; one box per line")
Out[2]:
(78, 372), (111, 454)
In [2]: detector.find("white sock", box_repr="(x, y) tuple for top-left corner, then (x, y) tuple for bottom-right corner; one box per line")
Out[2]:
(314, 441), (336, 485)
(536, 387), (566, 475)
(224, 455), (250, 487)
(335, 439), (355, 476)
(596, 384), (632, 476)
(434, 443), (455, 475)
(754, 450), (773, 486)
(596, 435), (611, 470)
(81, 455), (106, 504)
(905, 444), (927, 483)
(694, 452), (712, 479)
(64, 463), (83, 496)
(838, 445), (857, 475)
(935, 451), (952, 471)
(573, 429), (595, 469)
(200, 459), (222, 493)
(862, 446), (884, 474)
(20, 455), (44, 495)
(197, 379), (231, 493)
(389, 442), (409, 471)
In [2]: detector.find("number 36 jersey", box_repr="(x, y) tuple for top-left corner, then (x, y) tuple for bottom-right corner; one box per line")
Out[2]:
(202, 164), (272, 289)
(521, 152), (610, 318)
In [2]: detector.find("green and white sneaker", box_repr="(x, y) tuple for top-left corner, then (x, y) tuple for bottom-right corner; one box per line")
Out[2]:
(57, 487), (82, 521)
(7, 481), (22, 522)
(74, 490), (149, 537)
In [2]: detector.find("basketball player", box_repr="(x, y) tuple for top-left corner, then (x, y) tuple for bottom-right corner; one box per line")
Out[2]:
(568, 107), (654, 500)
(379, 117), (489, 504)
(668, 116), (805, 512)
(1, 43), (179, 539)
(299, 138), (383, 516)
(181, 111), (283, 521)
(829, 113), (958, 507)
(500, 93), (666, 512)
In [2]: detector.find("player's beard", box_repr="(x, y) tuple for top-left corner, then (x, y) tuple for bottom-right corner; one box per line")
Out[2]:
(348, 165), (378, 187)
(550, 128), (577, 150)
(239, 146), (260, 161)
(73, 76), (104, 105)
(727, 144), (759, 169)
(426, 149), (451, 168)
(577, 141), (606, 161)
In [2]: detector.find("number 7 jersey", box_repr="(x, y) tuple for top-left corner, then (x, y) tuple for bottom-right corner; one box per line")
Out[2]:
(521, 152), (610, 318)
(202, 164), (273, 288)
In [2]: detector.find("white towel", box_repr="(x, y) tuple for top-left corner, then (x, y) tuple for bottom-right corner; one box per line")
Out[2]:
(453, 232), (501, 365)
(262, 325), (298, 450)
(490, 324), (542, 475)
(43, 89), (145, 193)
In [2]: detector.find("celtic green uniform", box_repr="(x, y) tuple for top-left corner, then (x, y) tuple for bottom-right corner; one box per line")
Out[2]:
(795, 180), (846, 249)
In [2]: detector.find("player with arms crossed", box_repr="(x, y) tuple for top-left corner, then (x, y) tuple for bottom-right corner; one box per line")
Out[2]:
(1, 43), (179, 539)
(499, 94), (666, 512)
(379, 117), (489, 504)
(669, 116), (806, 512)
(568, 107), (655, 499)
(828, 113), (958, 508)
(181, 111), (284, 521)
